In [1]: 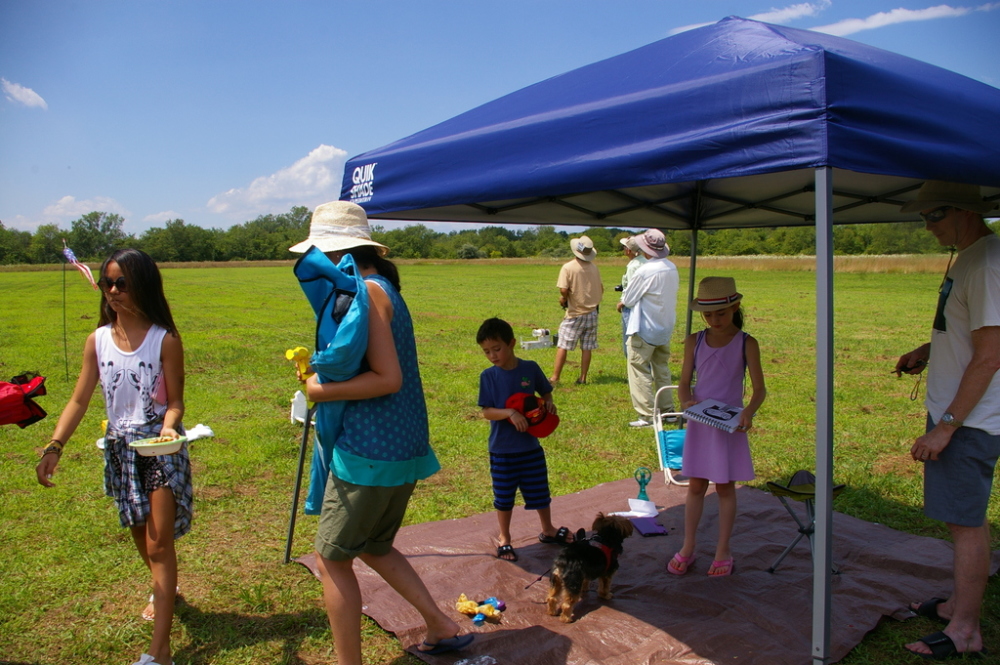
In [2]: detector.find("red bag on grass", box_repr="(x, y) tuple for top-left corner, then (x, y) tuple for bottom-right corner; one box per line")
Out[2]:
(0, 373), (48, 428)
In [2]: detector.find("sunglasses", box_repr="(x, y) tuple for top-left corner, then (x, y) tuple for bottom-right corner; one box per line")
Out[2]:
(920, 206), (954, 223)
(98, 276), (128, 292)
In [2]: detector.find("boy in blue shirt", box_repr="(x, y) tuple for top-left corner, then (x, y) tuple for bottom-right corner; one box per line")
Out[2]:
(477, 317), (573, 561)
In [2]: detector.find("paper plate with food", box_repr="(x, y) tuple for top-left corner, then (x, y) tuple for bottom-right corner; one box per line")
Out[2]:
(129, 435), (187, 457)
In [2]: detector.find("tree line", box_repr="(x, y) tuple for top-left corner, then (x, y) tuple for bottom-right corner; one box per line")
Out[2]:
(2, 206), (982, 265)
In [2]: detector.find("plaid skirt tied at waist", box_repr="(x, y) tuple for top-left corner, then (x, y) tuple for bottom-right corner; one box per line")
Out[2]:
(103, 421), (194, 539)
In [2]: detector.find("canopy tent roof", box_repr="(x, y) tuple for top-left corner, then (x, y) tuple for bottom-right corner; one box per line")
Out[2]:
(340, 16), (999, 228)
(337, 17), (1000, 663)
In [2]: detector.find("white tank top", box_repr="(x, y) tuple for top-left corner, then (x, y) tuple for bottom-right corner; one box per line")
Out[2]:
(95, 324), (169, 430)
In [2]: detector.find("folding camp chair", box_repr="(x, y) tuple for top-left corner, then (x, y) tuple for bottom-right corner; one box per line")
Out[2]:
(653, 385), (688, 486)
(765, 469), (845, 574)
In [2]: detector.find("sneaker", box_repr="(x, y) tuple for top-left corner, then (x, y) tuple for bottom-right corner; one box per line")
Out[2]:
(629, 419), (652, 428)
(664, 415), (679, 424)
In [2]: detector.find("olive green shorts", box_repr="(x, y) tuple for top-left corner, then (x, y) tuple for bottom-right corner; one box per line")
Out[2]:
(314, 474), (415, 561)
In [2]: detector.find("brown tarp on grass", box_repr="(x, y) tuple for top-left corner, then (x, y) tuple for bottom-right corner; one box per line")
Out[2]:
(295, 477), (997, 665)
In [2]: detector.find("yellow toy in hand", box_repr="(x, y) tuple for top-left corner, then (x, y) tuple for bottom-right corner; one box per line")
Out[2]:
(285, 346), (314, 380)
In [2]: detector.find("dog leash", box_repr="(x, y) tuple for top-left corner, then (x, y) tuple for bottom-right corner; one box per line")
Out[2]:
(524, 568), (552, 589)
(523, 534), (600, 589)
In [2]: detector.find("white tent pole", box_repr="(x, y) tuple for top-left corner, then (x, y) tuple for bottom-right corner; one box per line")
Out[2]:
(812, 166), (835, 663)
(685, 182), (704, 336)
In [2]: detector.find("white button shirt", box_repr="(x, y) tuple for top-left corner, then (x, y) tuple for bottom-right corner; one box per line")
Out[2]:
(621, 257), (679, 346)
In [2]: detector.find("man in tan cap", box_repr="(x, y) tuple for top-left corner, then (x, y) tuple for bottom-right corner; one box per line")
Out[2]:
(550, 236), (603, 384)
(894, 181), (1000, 660)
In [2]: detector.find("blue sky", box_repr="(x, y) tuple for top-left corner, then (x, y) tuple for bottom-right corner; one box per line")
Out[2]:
(2, 1), (998, 235)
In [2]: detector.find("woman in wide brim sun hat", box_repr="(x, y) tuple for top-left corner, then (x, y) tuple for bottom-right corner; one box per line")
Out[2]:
(290, 200), (473, 661)
(288, 200), (389, 256)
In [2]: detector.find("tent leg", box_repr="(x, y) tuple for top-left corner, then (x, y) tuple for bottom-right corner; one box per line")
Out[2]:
(284, 405), (316, 564)
(685, 181), (703, 337)
(812, 166), (835, 664)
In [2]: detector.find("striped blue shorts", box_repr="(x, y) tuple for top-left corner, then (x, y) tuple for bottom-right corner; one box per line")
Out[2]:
(490, 447), (552, 511)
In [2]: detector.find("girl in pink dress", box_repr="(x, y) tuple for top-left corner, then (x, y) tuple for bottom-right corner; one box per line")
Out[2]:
(668, 277), (766, 577)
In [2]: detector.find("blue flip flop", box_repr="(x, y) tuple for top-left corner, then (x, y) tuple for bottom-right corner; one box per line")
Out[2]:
(420, 633), (475, 655)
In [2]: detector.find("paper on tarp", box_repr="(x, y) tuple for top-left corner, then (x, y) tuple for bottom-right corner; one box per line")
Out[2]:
(609, 498), (658, 517)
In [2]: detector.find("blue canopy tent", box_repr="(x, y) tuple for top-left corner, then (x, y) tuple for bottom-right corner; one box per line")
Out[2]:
(340, 16), (1000, 663)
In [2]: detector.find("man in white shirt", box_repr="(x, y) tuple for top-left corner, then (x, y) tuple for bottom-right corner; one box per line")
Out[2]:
(618, 229), (679, 427)
(895, 181), (1000, 661)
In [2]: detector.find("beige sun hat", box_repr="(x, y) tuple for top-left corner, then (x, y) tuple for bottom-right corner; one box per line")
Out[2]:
(690, 276), (743, 311)
(570, 236), (597, 261)
(899, 181), (996, 214)
(635, 228), (669, 259)
(288, 201), (389, 255)
(619, 236), (640, 252)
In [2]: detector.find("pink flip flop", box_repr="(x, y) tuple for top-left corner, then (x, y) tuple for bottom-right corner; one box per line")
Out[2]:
(707, 558), (734, 576)
(667, 552), (695, 575)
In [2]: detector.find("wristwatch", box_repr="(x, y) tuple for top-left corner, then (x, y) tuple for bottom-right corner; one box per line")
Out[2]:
(940, 412), (963, 428)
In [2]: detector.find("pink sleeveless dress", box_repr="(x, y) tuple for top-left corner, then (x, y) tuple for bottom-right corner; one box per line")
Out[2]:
(681, 330), (755, 483)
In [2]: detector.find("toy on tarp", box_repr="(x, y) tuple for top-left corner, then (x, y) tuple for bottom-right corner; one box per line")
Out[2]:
(455, 593), (505, 625)
(634, 466), (652, 500)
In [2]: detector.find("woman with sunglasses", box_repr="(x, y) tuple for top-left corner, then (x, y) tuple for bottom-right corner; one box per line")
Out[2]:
(36, 248), (189, 665)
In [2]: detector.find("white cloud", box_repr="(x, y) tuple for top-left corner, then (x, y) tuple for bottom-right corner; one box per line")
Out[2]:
(1, 78), (48, 109)
(2, 195), (130, 232)
(812, 3), (1000, 36)
(207, 144), (348, 219)
(42, 195), (130, 220)
(669, 1), (831, 35)
(752, 0), (831, 24)
(142, 210), (182, 225)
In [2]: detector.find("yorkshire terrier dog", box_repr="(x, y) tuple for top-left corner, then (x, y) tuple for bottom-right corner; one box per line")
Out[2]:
(546, 512), (635, 623)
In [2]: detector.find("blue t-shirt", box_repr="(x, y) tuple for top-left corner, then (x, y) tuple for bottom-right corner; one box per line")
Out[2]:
(478, 359), (553, 454)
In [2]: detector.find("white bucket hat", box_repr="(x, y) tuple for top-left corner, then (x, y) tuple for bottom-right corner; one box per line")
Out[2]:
(288, 201), (389, 256)
(619, 236), (640, 252)
(899, 181), (996, 214)
(570, 236), (597, 261)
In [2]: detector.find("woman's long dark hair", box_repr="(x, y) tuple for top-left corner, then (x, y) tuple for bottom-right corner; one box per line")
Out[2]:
(98, 249), (178, 334)
(347, 245), (401, 292)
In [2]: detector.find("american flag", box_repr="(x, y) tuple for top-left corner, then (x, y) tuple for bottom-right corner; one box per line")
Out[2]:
(62, 240), (98, 290)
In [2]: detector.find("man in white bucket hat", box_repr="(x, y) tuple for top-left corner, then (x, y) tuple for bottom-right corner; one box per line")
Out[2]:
(895, 181), (1000, 660)
(550, 236), (604, 384)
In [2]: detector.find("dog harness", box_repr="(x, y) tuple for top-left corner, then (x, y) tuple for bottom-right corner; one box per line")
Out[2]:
(589, 536), (619, 573)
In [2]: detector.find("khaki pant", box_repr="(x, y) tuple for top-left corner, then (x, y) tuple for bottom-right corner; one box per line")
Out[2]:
(627, 335), (673, 419)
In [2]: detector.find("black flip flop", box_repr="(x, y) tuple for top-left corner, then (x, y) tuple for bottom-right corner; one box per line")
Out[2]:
(905, 631), (986, 660)
(496, 544), (518, 561)
(538, 526), (572, 545)
(419, 633), (475, 655)
(911, 597), (948, 624)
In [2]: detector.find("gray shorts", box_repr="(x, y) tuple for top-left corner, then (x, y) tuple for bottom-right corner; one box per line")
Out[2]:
(315, 474), (415, 561)
(924, 414), (1000, 527)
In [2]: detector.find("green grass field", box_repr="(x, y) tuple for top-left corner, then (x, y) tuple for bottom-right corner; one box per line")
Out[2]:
(2, 258), (997, 664)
